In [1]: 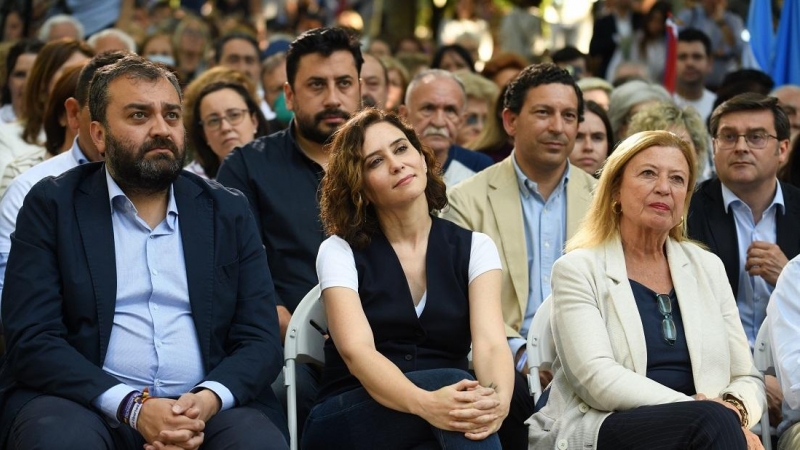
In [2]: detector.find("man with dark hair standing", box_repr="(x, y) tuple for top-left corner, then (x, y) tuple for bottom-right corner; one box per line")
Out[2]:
(444, 63), (596, 448)
(674, 28), (717, 122)
(216, 26), (363, 436)
(0, 54), (288, 450)
(689, 92), (800, 428)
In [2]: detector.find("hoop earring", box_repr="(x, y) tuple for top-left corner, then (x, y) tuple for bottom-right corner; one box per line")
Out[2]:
(611, 200), (622, 214)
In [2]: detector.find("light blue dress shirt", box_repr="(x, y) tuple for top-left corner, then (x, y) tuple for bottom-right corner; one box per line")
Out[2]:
(508, 155), (569, 357)
(720, 181), (784, 348)
(92, 169), (234, 423)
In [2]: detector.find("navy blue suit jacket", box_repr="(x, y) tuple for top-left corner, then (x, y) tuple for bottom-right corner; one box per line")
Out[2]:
(687, 177), (800, 299)
(0, 163), (287, 443)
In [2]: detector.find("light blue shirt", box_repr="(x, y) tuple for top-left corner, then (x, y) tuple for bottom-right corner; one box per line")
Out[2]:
(721, 181), (784, 348)
(92, 169), (234, 423)
(509, 155), (568, 357)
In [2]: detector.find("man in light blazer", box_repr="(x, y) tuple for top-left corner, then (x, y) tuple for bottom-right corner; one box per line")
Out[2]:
(443, 62), (596, 449)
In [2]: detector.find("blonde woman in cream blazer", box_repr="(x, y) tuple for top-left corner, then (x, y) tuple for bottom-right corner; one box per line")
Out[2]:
(528, 131), (765, 450)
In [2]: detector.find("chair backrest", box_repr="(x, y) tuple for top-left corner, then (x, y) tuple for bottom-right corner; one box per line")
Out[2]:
(527, 296), (556, 403)
(284, 284), (327, 367)
(284, 285), (326, 450)
(754, 319), (773, 372)
(753, 319), (775, 450)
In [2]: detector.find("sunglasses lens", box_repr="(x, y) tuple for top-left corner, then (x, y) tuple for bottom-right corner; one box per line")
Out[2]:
(662, 317), (676, 344)
(657, 294), (672, 315)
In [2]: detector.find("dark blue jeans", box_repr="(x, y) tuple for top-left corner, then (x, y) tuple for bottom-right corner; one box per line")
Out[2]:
(302, 368), (502, 450)
(6, 395), (288, 450)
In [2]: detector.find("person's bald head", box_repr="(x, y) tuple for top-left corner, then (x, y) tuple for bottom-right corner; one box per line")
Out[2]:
(772, 85), (800, 142)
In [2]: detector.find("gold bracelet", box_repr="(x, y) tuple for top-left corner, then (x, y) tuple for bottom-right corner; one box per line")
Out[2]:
(723, 394), (749, 427)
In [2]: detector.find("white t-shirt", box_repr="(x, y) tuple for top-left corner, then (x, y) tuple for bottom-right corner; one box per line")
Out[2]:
(674, 89), (717, 123)
(316, 232), (501, 317)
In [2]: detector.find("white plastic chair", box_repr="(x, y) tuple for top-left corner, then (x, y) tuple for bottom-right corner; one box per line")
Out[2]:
(526, 296), (556, 404)
(284, 285), (326, 450)
(753, 320), (776, 450)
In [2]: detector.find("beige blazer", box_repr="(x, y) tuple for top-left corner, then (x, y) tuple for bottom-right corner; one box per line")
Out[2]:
(443, 156), (596, 339)
(527, 236), (765, 450)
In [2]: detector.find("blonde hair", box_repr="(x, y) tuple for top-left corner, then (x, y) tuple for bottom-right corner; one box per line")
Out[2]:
(454, 69), (498, 104)
(566, 131), (698, 252)
(628, 101), (709, 176)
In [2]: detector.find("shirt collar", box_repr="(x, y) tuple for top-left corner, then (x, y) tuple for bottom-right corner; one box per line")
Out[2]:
(70, 137), (90, 165)
(105, 167), (179, 219)
(511, 151), (570, 199)
(720, 179), (785, 215)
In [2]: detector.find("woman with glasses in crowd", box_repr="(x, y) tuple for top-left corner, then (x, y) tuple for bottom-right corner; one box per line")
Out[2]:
(528, 131), (765, 450)
(186, 80), (269, 180)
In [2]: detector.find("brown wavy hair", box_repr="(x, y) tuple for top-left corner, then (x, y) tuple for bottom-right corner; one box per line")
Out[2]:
(21, 38), (93, 145)
(320, 108), (448, 250)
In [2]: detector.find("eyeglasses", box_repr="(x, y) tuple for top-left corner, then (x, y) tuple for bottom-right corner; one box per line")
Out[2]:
(465, 113), (485, 126)
(656, 294), (677, 346)
(200, 109), (250, 131)
(714, 131), (778, 150)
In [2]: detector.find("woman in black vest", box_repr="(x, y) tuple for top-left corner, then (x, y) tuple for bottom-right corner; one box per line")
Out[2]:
(302, 108), (513, 449)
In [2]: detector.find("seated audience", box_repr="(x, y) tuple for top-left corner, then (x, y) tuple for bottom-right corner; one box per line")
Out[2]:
(400, 69), (493, 187)
(303, 108), (513, 449)
(139, 31), (176, 67)
(628, 101), (710, 180)
(432, 43), (475, 73)
(86, 28), (137, 54)
(576, 76), (612, 110)
(551, 46), (589, 80)
(607, 79), (671, 142)
(779, 137), (800, 188)
(0, 39), (43, 124)
(41, 64), (83, 157)
(361, 53), (389, 110)
(466, 83), (512, 163)
(529, 130), (765, 450)
(381, 55), (409, 111)
(261, 51), (291, 129)
(20, 38), (93, 146)
(0, 54), (288, 450)
(568, 100), (613, 177)
(455, 69), (498, 147)
(772, 85), (800, 144)
(673, 28), (717, 123)
(481, 52), (527, 88)
(185, 80), (269, 179)
(36, 14), (84, 42)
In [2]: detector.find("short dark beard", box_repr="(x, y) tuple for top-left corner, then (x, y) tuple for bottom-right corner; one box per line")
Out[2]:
(294, 108), (351, 144)
(104, 130), (185, 196)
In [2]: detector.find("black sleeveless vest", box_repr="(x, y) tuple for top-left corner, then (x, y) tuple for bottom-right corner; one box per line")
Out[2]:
(317, 217), (473, 400)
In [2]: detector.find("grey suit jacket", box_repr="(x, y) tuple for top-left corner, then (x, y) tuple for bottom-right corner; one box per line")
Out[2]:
(527, 236), (765, 449)
(443, 156), (596, 339)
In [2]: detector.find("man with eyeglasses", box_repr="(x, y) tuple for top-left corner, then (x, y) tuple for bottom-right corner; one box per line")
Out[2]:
(400, 69), (493, 188)
(688, 92), (800, 429)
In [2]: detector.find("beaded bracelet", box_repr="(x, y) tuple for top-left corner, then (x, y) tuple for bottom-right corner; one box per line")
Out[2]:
(118, 387), (151, 429)
(723, 394), (749, 428)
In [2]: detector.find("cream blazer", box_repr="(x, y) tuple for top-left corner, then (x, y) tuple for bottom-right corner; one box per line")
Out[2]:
(526, 236), (765, 450)
(443, 156), (596, 339)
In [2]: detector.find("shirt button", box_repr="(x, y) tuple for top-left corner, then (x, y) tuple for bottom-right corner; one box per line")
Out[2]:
(404, 354), (413, 361)
(156, 340), (162, 348)
(151, 269), (158, 276)
(557, 439), (568, 449)
(155, 379), (162, 386)
(579, 403), (589, 413)
(544, 241), (550, 248)
(152, 304), (159, 311)
(149, 235), (155, 239)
